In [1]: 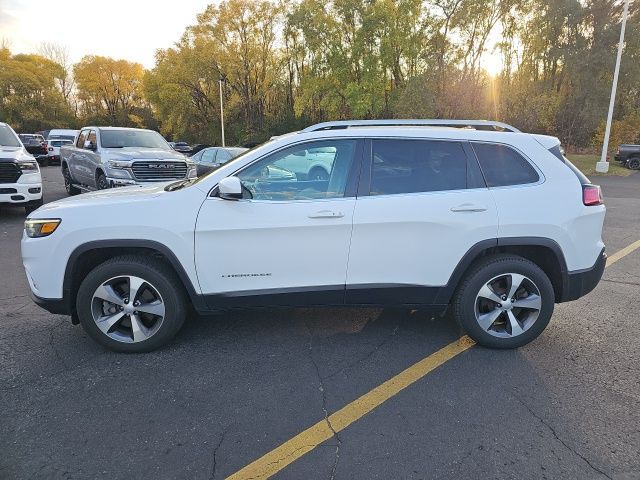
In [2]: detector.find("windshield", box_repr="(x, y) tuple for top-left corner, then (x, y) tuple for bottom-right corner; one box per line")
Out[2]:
(1, 126), (21, 147)
(101, 129), (171, 149)
(50, 140), (73, 147)
(49, 135), (76, 142)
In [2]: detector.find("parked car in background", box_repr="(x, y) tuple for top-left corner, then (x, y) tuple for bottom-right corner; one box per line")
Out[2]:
(23, 119), (606, 353)
(46, 129), (79, 165)
(192, 146), (248, 176)
(272, 145), (336, 180)
(614, 144), (640, 170)
(18, 134), (49, 166)
(60, 127), (196, 195)
(1, 122), (43, 214)
(171, 141), (192, 155)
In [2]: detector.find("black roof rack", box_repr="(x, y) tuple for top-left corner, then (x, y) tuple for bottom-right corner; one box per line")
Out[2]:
(301, 119), (521, 133)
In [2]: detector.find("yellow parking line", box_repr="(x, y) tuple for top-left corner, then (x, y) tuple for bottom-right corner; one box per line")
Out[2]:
(606, 239), (640, 267)
(227, 336), (475, 480)
(228, 239), (639, 480)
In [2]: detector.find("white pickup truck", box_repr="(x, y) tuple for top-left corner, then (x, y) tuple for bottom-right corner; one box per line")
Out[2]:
(60, 126), (195, 194)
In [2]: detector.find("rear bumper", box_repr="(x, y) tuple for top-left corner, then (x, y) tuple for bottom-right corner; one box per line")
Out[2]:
(560, 248), (606, 302)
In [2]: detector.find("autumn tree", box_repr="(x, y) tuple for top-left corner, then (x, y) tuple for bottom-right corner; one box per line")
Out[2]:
(74, 56), (148, 126)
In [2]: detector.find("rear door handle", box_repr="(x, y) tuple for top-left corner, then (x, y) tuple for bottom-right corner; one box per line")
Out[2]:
(308, 210), (344, 219)
(450, 204), (487, 213)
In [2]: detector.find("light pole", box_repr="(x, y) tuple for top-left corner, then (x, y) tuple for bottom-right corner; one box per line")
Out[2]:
(219, 76), (226, 148)
(597, 0), (630, 173)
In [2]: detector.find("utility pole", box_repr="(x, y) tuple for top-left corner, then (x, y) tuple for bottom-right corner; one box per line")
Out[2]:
(219, 77), (226, 148)
(597, 0), (630, 173)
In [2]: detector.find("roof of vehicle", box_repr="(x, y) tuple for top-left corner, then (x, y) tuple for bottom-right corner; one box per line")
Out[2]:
(84, 126), (159, 133)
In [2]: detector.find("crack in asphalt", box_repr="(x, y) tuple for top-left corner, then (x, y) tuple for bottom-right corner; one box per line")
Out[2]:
(322, 323), (400, 382)
(304, 322), (341, 480)
(601, 278), (640, 287)
(0, 294), (28, 301)
(209, 429), (227, 480)
(513, 395), (613, 480)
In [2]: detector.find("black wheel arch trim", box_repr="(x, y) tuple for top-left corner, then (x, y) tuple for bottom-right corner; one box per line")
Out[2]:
(61, 239), (206, 315)
(435, 236), (571, 305)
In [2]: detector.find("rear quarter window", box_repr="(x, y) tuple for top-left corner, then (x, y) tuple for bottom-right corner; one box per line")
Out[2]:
(472, 143), (540, 187)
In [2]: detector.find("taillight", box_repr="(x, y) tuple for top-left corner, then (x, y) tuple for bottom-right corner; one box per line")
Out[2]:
(583, 184), (603, 206)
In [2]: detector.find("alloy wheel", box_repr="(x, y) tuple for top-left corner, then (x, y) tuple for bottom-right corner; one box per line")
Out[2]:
(474, 273), (542, 338)
(91, 275), (165, 343)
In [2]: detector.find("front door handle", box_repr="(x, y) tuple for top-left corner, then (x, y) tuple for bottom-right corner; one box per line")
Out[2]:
(450, 204), (487, 213)
(308, 210), (344, 219)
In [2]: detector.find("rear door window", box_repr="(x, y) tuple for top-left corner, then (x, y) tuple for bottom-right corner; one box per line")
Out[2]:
(370, 139), (468, 195)
(472, 143), (540, 187)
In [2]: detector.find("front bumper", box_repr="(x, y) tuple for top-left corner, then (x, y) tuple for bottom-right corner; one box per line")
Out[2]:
(0, 181), (43, 205)
(560, 248), (606, 302)
(31, 291), (70, 315)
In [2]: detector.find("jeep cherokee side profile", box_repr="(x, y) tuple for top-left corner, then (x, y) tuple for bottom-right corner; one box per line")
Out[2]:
(22, 120), (606, 353)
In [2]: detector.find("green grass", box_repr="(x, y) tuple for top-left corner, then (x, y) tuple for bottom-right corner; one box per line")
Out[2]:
(566, 154), (633, 177)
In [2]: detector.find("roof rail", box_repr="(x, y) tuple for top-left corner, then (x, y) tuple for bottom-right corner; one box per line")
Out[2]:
(301, 119), (521, 133)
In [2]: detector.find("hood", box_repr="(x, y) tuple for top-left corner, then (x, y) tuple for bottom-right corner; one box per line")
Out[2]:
(0, 147), (33, 161)
(104, 147), (186, 161)
(34, 183), (169, 215)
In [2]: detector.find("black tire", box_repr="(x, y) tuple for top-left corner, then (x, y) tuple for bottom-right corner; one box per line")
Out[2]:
(627, 157), (640, 170)
(308, 167), (329, 181)
(76, 255), (187, 353)
(96, 171), (109, 190)
(452, 255), (554, 349)
(40, 158), (49, 167)
(24, 199), (43, 214)
(62, 166), (80, 195)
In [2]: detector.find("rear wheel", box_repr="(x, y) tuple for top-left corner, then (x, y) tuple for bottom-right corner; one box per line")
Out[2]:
(63, 166), (80, 195)
(76, 255), (187, 353)
(453, 255), (554, 349)
(627, 157), (640, 170)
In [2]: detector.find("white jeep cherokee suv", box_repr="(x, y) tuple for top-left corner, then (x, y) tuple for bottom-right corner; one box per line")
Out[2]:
(22, 120), (606, 352)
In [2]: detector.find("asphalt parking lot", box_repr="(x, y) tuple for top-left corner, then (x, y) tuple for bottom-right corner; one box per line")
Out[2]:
(1, 167), (639, 480)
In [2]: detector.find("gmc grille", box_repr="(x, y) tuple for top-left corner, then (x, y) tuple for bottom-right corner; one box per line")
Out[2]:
(0, 161), (22, 184)
(131, 161), (188, 181)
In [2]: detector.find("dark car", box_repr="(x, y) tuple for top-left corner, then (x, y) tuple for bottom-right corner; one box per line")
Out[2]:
(18, 134), (49, 165)
(189, 144), (212, 156)
(171, 141), (192, 155)
(192, 146), (248, 176)
(614, 144), (640, 170)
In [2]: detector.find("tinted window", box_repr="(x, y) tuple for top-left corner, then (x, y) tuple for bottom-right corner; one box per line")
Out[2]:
(201, 149), (216, 163)
(76, 130), (89, 147)
(217, 150), (232, 163)
(236, 139), (356, 201)
(370, 139), (467, 195)
(472, 143), (539, 187)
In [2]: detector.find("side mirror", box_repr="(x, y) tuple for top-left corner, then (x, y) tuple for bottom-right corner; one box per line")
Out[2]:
(218, 176), (243, 200)
(84, 140), (96, 151)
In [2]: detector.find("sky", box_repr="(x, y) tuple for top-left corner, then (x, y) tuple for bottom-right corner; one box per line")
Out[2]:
(0, 0), (213, 68)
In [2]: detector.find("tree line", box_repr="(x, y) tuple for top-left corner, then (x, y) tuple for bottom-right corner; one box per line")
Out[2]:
(1, 0), (639, 151)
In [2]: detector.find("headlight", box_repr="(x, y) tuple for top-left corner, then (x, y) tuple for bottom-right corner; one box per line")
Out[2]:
(24, 219), (61, 238)
(19, 161), (39, 172)
(108, 160), (130, 169)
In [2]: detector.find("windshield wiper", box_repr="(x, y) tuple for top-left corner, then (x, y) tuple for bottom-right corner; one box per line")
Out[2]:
(165, 179), (195, 191)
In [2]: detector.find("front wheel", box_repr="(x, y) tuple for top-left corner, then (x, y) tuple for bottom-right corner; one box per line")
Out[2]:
(452, 255), (554, 349)
(63, 167), (80, 195)
(76, 255), (187, 352)
(96, 172), (109, 190)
